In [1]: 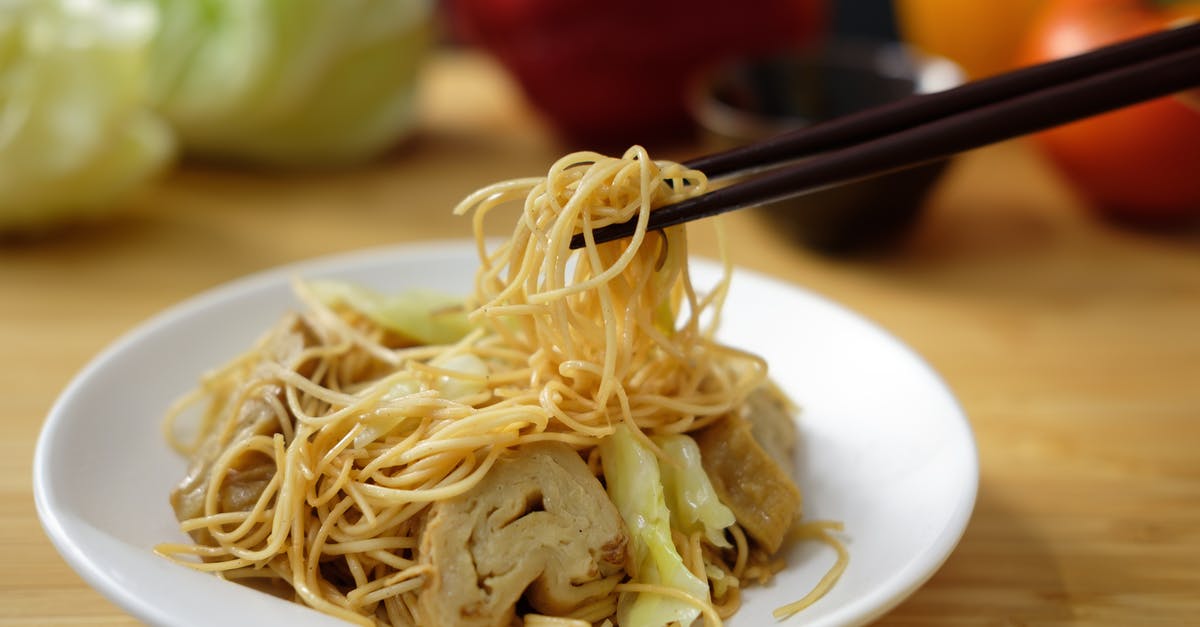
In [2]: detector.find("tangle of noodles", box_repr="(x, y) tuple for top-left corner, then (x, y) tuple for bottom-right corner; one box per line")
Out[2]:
(158, 146), (846, 626)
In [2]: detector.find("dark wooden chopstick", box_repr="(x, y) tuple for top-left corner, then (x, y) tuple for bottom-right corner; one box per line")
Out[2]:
(685, 22), (1200, 179)
(569, 23), (1200, 249)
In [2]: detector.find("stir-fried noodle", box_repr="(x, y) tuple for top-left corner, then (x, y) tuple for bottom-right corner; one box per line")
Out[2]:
(159, 147), (845, 626)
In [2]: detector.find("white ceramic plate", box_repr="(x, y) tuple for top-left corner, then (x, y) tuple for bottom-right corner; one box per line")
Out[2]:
(34, 240), (977, 627)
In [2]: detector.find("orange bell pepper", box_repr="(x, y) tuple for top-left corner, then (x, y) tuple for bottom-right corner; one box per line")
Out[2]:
(894, 0), (1045, 78)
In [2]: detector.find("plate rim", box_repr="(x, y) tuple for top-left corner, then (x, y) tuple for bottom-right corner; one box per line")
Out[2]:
(33, 239), (978, 627)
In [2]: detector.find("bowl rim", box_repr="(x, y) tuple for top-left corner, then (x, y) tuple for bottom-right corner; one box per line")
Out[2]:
(687, 40), (965, 142)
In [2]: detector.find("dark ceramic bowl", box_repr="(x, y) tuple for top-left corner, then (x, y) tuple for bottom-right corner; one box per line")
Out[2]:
(689, 42), (964, 254)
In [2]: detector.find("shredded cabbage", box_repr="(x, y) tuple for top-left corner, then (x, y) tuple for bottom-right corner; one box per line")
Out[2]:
(354, 353), (489, 448)
(309, 279), (477, 447)
(0, 0), (172, 230)
(653, 434), (736, 548)
(146, 0), (433, 167)
(307, 279), (472, 346)
(601, 425), (709, 627)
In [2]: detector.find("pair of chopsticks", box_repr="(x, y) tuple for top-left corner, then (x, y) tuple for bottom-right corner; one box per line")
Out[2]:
(570, 21), (1200, 249)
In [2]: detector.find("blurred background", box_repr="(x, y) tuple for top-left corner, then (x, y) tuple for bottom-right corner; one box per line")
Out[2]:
(3, 0), (1200, 624)
(1, 0), (1198, 243)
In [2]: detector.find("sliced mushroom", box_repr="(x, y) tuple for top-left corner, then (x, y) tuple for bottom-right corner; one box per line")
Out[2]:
(741, 383), (799, 469)
(170, 315), (313, 545)
(694, 408), (802, 554)
(416, 442), (628, 627)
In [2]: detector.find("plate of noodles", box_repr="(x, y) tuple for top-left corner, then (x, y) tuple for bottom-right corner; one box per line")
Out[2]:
(35, 149), (976, 627)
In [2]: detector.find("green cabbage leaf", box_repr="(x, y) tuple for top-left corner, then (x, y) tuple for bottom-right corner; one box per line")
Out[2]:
(653, 433), (736, 549)
(601, 425), (709, 627)
(306, 279), (472, 346)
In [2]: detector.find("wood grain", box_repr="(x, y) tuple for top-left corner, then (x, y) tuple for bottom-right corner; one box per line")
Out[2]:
(3, 50), (1198, 626)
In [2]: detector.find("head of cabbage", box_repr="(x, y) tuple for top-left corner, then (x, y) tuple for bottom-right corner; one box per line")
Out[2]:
(1, 0), (434, 231)
(147, 0), (434, 168)
(0, 0), (173, 231)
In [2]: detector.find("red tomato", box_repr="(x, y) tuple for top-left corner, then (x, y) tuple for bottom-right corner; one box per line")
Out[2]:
(1019, 0), (1200, 222)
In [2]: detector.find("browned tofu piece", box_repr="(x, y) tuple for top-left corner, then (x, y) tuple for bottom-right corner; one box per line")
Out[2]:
(417, 442), (628, 627)
(694, 414), (802, 553)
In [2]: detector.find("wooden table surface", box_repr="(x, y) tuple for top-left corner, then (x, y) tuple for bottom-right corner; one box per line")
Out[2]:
(4, 51), (1199, 626)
